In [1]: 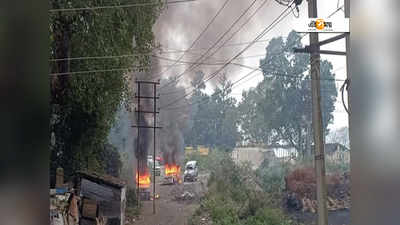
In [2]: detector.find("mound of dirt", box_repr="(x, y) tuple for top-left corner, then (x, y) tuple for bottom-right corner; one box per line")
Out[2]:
(170, 179), (208, 204)
(284, 168), (350, 213)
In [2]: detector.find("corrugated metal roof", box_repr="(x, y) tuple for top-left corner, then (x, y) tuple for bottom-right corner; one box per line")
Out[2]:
(76, 171), (127, 188)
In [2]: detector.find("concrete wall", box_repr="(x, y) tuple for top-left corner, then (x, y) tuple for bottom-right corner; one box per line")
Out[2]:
(231, 147), (273, 169)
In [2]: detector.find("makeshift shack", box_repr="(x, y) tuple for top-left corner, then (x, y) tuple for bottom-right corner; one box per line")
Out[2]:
(74, 171), (127, 225)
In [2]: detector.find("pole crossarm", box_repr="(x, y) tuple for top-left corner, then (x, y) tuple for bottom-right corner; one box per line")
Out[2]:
(318, 33), (348, 46)
(293, 33), (348, 55)
(134, 79), (160, 84)
(135, 110), (160, 114)
(132, 125), (163, 129)
(294, 48), (346, 55)
(134, 95), (160, 99)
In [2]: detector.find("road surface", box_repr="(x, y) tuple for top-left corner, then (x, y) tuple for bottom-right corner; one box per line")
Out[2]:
(128, 173), (208, 225)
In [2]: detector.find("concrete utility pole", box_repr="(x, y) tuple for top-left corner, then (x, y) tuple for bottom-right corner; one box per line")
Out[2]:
(308, 0), (328, 224)
(133, 79), (162, 214)
(344, 0), (350, 113)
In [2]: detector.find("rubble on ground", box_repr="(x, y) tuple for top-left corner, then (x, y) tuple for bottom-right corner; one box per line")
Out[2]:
(284, 167), (350, 213)
(170, 178), (207, 203)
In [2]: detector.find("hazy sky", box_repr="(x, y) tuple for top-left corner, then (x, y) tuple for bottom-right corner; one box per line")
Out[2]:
(153, 0), (348, 130)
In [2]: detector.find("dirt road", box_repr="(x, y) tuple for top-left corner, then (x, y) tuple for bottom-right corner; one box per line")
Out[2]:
(128, 173), (208, 225)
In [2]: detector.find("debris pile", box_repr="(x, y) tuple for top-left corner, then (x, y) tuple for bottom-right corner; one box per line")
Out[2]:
(50, 190), (79, 225)
(284, 167), (350, 213)
(170, 179), (207, 203)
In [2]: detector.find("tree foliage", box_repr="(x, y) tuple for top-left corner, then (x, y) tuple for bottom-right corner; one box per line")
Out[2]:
(238, 31), (337, 156)
(49, 0), (162, 185)
(184, 72), (239, 152)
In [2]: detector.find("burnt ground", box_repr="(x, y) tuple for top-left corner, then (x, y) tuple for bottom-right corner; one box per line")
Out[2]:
(127, 173), (208, 225)
(288, 209), (350, 225)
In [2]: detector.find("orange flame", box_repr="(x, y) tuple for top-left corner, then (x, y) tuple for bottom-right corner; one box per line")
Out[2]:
(136, 170), (151, 188)
(165, 164), (180, 177)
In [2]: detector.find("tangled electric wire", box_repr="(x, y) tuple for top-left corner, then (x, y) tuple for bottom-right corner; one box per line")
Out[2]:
(340, 78), (350, 115)
(275, 0), (302, 18)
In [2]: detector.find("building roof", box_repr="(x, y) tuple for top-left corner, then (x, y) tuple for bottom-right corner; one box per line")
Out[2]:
(75, 171), (127, 189)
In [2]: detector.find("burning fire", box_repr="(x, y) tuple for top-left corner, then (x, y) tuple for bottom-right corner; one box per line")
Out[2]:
(136, 171), (151, 189)
(165, 164), (180, 177)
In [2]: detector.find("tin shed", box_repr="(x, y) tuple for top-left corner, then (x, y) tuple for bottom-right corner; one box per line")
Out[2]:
(74, 171), (127, 225)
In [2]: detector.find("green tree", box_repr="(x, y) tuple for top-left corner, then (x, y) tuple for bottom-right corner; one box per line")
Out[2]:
(239, 31), (337, 157)
(49, 0), (162, 185)
(238, 85), (270, 145)
(184, 72), (240, 151)
(183, 71), (214, 147)
(211, 73), (239, 151)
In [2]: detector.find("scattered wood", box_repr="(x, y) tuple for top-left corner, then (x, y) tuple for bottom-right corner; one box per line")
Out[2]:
(285, 168), (350, 213)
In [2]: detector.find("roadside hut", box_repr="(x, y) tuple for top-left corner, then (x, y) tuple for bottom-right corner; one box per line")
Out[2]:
(74, 171), (127, 225)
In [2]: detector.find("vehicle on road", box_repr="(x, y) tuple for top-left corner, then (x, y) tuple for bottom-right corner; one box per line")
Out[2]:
(184, 160), (198, 182)
(147, 159), (161, 176)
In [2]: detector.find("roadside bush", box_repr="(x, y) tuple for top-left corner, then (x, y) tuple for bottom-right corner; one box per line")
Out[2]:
(196, 149), (295, 225)
(256, 159), (290, 194)
(126, 187), (137, 208)
(326, 159), (350, 174)
(125, 188), (141, 218)
(244, 208), (293, 225)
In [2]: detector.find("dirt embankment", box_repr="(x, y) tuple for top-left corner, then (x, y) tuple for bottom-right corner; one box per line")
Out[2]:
(284, 167), (351, 225)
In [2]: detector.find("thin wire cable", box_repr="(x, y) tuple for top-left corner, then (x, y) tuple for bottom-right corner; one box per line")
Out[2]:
(163, 73), (345, 111)
(161, 3), (294, 97)
(154, 53), (267, 65)
(159, 33), (337, 96)
(49, 39), (276, 62)
(157, 0), (265, 87)
(340, 78), (350, 114)
(48, 55), (268, 77)
(158, 0), (272, 86)
(50, 68), (132, 76)
(160, 2), (294, 109)
(49, 0), (196, 13)
(274, 0), (292, 6)
(327, 4), (344, 18)
(153, 0), (232, 78)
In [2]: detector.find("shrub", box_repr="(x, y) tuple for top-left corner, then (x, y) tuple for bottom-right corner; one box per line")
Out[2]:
(256, 159), (290, 194)
(244, 208), (293, 225)
(326, 159), (350, 174)
(197, 149), (295, 225)
(126, 187), (138, 208)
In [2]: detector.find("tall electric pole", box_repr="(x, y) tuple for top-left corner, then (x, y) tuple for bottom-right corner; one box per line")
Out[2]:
(344, 0), (350, 113)
(133, 79), (162, 214)
(308, 0), (328, 224)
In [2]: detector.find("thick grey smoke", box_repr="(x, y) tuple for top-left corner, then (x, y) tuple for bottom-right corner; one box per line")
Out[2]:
(153, 0), (285, 87)
(109, 0), (290, 184)
(158, 79), (190, 166)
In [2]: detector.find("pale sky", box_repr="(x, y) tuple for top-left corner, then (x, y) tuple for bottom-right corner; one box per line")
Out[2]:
(154, 0), (349, 130)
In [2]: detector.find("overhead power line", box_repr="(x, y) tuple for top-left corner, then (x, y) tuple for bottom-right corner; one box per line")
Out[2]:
(327, 4), (344, 18)
(161, 3), (294, 96)
(157, 0), (268, 88)
(48, 55), (267, 77)
(50, 68), (132, 76)
(153, 54), (266, 66)
(49, 0), (196, 13)
(160, 2), (295, 109)
(163, 71), (345, 111)
(159, 32), (342, 96)
(153, 0), (232, 79)
(48, 39), (272, 62)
